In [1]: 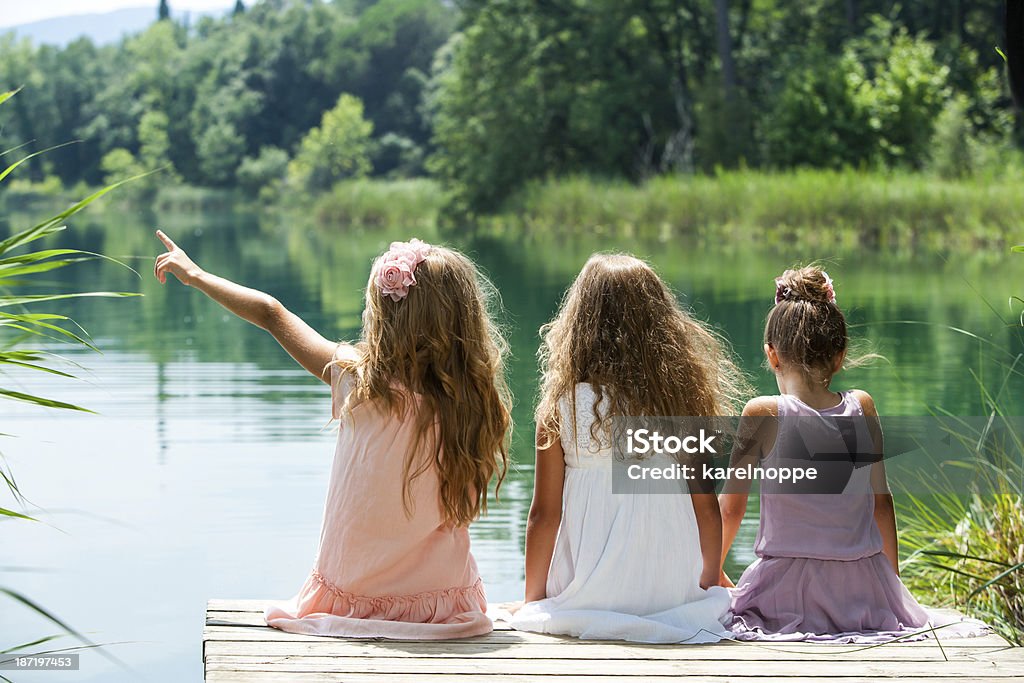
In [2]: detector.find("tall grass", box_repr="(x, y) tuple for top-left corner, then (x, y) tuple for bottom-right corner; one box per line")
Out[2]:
(899, 421), (1024, 644)
(299, 172), (1024, 251)
(0, 89), (138, 676)
(899, 251), (1024, 644)
(311, 178), (445, 230)
(489, 171), (1024, 248)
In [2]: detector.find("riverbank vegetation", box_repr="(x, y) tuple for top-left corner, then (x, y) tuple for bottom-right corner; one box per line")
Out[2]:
(0, 0), (1017, 230)
(244, 166), (1024, 250)
(11, 166), (1024, 249)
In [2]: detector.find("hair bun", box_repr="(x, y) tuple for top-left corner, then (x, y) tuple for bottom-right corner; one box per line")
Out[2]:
(774, 267), (837, 305)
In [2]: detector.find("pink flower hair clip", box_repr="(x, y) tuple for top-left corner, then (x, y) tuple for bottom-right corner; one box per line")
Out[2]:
(375, 238), (432, 302)
(821, 271), (837, 304)
(774, 282), (791, 305)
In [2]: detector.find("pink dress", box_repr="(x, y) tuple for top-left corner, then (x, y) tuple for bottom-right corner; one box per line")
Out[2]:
(264, 358), (491, 639)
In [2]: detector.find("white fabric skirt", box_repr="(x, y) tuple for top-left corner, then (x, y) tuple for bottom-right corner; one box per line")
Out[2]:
(510, 465), (731, 643)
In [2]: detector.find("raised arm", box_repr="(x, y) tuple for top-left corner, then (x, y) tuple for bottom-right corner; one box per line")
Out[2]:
(154, 230), (340, 383)
(523, 425), (566, 602)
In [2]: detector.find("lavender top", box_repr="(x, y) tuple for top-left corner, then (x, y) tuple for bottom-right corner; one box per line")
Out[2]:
(754, 391), (883, 561)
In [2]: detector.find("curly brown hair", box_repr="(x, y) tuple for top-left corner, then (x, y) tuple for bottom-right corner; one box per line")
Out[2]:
(765, 266), (847, 380)
(536, 253), (749, 445)
(333, 245), (512, 527)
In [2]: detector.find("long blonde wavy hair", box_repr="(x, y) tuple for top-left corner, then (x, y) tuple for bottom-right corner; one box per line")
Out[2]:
(333, 244), (512, 527)
(536, 253), (748, 444)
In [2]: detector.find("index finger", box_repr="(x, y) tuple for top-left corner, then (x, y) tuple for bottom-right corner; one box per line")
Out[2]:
(155, 229), (177, 252)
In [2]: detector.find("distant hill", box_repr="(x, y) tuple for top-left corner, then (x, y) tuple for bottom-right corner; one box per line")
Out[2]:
(5, 6), (232, 46)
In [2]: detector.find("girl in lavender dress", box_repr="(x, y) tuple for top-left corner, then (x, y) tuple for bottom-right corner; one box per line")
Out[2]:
(719, 266), (987, 643)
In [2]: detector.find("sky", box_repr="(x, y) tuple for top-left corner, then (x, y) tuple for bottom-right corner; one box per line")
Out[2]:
(0, 1), (232, 28)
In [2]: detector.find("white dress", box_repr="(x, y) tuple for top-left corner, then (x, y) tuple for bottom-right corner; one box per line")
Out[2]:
(509, 383), (732, 643)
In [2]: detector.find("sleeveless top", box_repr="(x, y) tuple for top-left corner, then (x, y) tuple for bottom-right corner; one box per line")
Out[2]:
(754, 391), (884, 561)
(507, 382), (732, 643)
(264, 352), (489, 639)
(559, 384), (614, 469)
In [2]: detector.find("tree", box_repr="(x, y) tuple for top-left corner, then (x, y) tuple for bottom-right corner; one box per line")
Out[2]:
(288, 94), (373, 192)
(714, 0), (737, 97)
(764, 21), (951, 170)
(138, 110), (178, 180)
(0, 0), (1014, 197)
(429, 1), (717, 212)
(100, 147), (143, 187)
(336, 0), (456, 149)
(196, 120), (247, 186)
(237, 146), (289, 196)
(845, 0), (858, 34)
(1007, 0), (1024, 107)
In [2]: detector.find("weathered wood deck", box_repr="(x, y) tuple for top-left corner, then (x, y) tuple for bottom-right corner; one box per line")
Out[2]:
(204, 600), (1024, 682)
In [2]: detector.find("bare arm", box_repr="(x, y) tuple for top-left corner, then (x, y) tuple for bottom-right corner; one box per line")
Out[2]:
(691, 491), (723, 590)
(523, 426), (565, 602)
(853, 390), (900, 575)
(154, 230), (340, 383)
(873, 488), (899, 575)
(719, 397), (775, 586)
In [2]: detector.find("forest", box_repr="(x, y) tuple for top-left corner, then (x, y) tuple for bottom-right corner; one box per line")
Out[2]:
(0, 0), (1015, 216)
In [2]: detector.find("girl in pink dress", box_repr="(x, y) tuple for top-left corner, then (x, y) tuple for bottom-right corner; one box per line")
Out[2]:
(719, 266), (986, 642)
(154, 232), (511, 639)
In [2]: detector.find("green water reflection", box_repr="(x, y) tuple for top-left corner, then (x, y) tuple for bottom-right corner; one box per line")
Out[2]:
(3, 204), (1022, 666)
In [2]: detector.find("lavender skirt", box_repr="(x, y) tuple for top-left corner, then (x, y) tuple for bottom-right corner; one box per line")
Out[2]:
(729, 553), (989, 643)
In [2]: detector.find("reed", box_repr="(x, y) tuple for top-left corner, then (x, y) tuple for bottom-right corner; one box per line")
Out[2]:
(898, 261), (1024, 644)
(0, 89), (137, 674)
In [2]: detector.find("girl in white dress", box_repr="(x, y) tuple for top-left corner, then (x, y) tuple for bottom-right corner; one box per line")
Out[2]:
(510, 254), (748, 643)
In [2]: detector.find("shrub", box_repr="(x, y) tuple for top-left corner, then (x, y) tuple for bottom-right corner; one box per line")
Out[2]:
(287, 94), (373, 193)
(236, 146), (289, 197)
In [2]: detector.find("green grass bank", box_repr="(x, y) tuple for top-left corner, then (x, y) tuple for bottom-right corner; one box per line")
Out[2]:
(305, 171), (1024, 251)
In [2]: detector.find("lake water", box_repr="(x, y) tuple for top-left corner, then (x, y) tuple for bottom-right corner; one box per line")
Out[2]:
(3, 204), (1022, 681)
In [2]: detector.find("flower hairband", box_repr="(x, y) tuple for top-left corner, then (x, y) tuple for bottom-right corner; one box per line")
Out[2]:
(375, 238), (432, 302)
(774, 271), (837, 305)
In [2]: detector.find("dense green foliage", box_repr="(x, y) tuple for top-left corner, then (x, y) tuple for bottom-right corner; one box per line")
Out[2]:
(0, 1), (1017, 216)
(430, 2), (1015, 213)
(287, 94), (374, 192)
(0, 0), (453, 192)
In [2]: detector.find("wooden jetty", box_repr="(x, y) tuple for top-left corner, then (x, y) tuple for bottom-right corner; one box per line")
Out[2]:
(205, 600), (1024, 682)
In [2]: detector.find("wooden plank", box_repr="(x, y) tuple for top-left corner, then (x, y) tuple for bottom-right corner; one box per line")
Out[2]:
(201, 638), (1018, 662)
(209, 603), (513, 630)
(208, 600), (268, 611)
(204, 600), (1024, 682)
(205, 674), (1011, 683)
(202, 655), (1024, 676)
(203, 621), (1013, 650)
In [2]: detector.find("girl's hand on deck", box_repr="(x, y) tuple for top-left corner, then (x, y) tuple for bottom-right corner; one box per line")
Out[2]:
(502, 600), (525, 615)
(154, 230), (203, 286)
